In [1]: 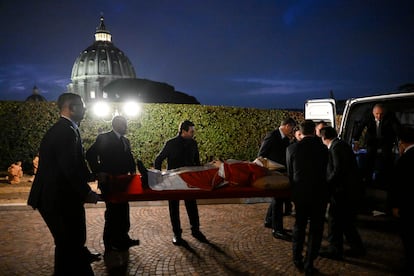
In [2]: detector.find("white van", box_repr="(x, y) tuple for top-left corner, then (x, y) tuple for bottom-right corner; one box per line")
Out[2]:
(305, 91), (414, 213)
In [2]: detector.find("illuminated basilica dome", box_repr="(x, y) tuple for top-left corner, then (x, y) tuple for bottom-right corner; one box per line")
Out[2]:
(67, 16), (199, 104)
(67, 16), (136, 102)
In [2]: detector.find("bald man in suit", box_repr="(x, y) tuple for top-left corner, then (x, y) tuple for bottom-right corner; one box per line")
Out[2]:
(28, 93), (99, 275)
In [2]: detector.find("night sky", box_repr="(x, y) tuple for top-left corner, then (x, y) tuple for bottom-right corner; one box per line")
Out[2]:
(1, 0), (413, 109)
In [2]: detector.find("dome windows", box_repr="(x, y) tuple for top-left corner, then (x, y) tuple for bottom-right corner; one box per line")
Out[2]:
(95, 32), (111, 42)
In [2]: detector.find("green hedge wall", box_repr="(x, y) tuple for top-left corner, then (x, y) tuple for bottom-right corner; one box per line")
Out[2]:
(0, 101), (303, 172)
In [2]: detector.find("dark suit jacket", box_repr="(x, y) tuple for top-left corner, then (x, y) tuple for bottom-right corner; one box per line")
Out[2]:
(353, 112), (400, 154)
(286, 136), (329, 204)
(154, 135), (200, 170)
(86, 130), (136, 175)
(258, 129), (290, 165)
(27, 117), (92, 211)
(389, 147), (414, 216)
(327, 138), (362, 201)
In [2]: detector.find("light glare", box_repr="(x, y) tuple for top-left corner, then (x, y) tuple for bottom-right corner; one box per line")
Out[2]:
(92, 101), (111, 117)
(123, 101), (140, 117)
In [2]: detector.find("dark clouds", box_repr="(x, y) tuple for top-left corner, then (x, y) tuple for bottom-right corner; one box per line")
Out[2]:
(1, 0), (413, 108)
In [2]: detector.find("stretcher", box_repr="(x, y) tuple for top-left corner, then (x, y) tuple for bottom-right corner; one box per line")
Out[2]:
(100, 168), (291, 203)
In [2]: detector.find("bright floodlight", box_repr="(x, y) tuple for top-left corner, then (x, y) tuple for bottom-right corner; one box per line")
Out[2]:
(92, 101), (111, 117)
(122, 101), (141, 117)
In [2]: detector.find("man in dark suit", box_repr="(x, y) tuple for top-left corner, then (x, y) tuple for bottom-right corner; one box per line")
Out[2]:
(258, 117), (296, 241)
(86, 115), (140, 251)
(315, 120), (328, 139)
(27, 93), (99, 275)
(353, 103), (400, 194)
(389, 126), (414, 275)
(286, 120), (329, 275)
(154, 120), (208, 246)
(319, 126), (365, 260)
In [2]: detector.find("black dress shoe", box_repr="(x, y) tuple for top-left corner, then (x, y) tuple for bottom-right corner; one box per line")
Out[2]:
(344, 248), (366, 257)
(191, 230), (208, 243)
(172, 235), (184, 246)
(264, 221), (272, 229)
(83, 247), (101, 263)
(272, 230), (292, 241)
(88, 252), (102, 263)
(126, 238), (140, 248)
(110, 238), (140, 251)
(293, 259), (304, 271)
(305, 266), (318, 276)
(319, 251), (343, 260)
(319, 247), (343, 260)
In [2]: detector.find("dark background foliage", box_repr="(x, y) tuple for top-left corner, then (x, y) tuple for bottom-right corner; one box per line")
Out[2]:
(0, 101), (303, 172)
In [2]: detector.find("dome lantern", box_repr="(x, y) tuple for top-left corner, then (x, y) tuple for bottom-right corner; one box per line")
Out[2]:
(95, 16), (112, 42)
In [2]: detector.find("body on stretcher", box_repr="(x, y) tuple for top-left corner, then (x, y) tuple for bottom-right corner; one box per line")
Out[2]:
(97, 158), (291, 203)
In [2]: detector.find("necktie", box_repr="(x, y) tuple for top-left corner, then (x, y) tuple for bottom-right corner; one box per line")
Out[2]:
(75, 128), (81, 139)
(73, 126), (82, 143)
(120, 136), (127, 151)
(74, 127), (85, 154)
(376, 120), (381, 138)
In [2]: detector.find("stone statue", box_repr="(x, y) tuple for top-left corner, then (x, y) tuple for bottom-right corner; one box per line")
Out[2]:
(7, 161), (23, 184)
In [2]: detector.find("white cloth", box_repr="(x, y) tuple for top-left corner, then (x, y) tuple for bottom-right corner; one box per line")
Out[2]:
(147, 167), (216, 191)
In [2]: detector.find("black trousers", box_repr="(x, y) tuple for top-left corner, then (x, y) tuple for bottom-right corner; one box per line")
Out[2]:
(327, 195), (364, 253)
(265, 197), (290, 231)
(364, 149), (394, 188)
(292, 200), (327, 270)
(398, 211), (413, 275)
(168, 199), (200, 236)
(39, 204), (93, 276)
(103, 202), (131, 249)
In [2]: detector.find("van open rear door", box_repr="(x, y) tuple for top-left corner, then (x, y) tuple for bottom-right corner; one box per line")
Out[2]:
(304, 98), (336, 129)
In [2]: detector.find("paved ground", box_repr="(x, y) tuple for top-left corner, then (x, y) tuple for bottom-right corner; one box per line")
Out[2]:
(0, 176), (405, 275)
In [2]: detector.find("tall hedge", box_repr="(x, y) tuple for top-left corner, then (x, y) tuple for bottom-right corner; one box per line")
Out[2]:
(0, 101), (303, 171)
